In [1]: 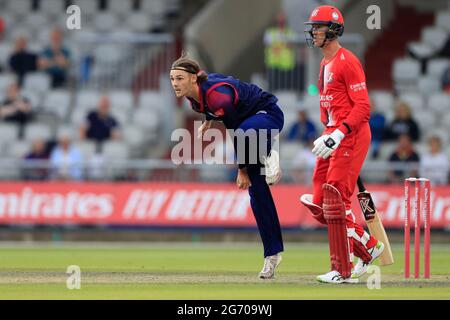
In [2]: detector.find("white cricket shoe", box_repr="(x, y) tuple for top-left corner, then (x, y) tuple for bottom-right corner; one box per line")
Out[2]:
(264, 150), (282, 185)
(316, 270), (359, 284)
(259, 254), (282, 279)
(351, 241), (385, 279)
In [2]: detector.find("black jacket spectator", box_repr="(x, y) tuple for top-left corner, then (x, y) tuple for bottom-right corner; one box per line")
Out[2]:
(388, 134), (420, 183)
(22, 139), (49, 180)
(8, 36), (38, 87)
(80, 95), (120, 144)
(0, 82), (33, 138)
(386, 101), (420, 142)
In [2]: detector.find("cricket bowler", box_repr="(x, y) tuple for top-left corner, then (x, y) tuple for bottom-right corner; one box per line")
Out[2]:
(300, 5), (385, 283)
(170, 54), (284, 279)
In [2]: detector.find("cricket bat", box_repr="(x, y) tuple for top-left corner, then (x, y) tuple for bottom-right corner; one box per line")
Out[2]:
(357, 177), (394, 266)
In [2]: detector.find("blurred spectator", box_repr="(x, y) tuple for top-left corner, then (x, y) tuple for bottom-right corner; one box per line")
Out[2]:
(368, 98), (386, 158)
(79, 95), (120, 144)
(22, 138), (49, 180)
(50, 133), (83, 180)
(442, 65), (450, 93)
(264, 12), (298, 91)
(0, 82), (33, 138)
(8, 36), (38, 87)
(38, 27), (71, 88)
(385, 101), (420, 142)
(388, 134), (420, 183)
(291, 139), (316, 184)
(286, 109), (317, 143)
(419, 135), (449, 185)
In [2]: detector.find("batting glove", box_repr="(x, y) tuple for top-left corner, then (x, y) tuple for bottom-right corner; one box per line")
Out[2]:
(311, 129), (345, 159)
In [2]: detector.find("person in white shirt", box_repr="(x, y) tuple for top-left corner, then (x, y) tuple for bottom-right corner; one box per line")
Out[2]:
(420, 135), (449, 185)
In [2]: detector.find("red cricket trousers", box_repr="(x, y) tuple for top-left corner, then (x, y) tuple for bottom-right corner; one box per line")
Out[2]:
(312, 122), (377, 260)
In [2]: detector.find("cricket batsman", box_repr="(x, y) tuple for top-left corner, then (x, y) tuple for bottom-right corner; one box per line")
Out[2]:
(300, 5), (384, 283)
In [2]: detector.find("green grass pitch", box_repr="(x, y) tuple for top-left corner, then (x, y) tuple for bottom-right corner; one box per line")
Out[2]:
(0, 242), (449, 299)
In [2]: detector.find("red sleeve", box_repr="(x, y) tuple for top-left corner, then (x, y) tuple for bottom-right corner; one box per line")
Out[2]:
(205, 84), (236, 117)
(338, 57), (370, 134)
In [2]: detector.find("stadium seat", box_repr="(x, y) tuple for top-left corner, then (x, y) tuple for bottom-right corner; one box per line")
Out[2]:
(0, 43), (13, 69)
(280, 109), (298, 137)
(427, 58), (450, 79)
(132, 108), (159, 132)
(122, 126), (145, 148)
(378, 142), (397, 161)
(398, 92), (424, 111)
(39, 0), (66, 15)
(439, 113), (450, 133)
(70, 106), (92, 126)
(0, 123), (20, 142)
(280, 141), (302, 162)
(110, 106), (130, 125)
(274, 91), (298, 110)
(302, 94), (320, 113)
(415, 142), (429, 158)
(5, 140), (31, 159)
(408, 42), (435, 59)
(24, 13), (49, 30)
(42, 90), (71, 120)
(76, 90), (100, 109)
(23, 73), (51, 94)
(427, 92), (450, 115)
(102, 141), (129, 160)
(420, 27), (448, 52)
(108, 0), (135, 14)
(392, 58), (421, 91)
(71, 0), (100, 15)
(417, 76), (442, 97)
(27, 41), (43, 52)
(370, 90), (394, 115)
(93, 13), (119, 32)
(73, 140), (97, 160)
(55, 125), (78, 141)
(125, 12), (153, 32)
(8, 26), (34, 41)
(93, 44), (124, 65)
(0, 73), (17, 92)
(141, 0), (167, 18)
(435, 11), (450, 32)
(139, 90), (165, 111)
(21, 89), (42, 109)
(109, 90), (134, 110)
(414, 110), (437, 134)
(5, 0), (32, 16)
(24, 123), (54, 141)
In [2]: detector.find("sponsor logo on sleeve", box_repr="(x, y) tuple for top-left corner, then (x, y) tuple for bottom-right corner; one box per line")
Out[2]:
(350, 82), (367, 92)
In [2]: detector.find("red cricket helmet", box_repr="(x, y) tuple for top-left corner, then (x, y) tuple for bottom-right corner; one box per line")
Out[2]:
(304, 5), (345, 47)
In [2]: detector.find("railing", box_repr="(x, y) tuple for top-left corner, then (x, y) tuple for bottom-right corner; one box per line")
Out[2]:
(0, 158), (429, 185)
(71, 32), (177, 91)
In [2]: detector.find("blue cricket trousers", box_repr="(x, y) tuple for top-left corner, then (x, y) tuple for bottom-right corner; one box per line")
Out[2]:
(234, 104), (284, 257)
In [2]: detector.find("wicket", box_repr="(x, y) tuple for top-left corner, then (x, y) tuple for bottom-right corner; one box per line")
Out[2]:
(404, 178), (431, 279)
